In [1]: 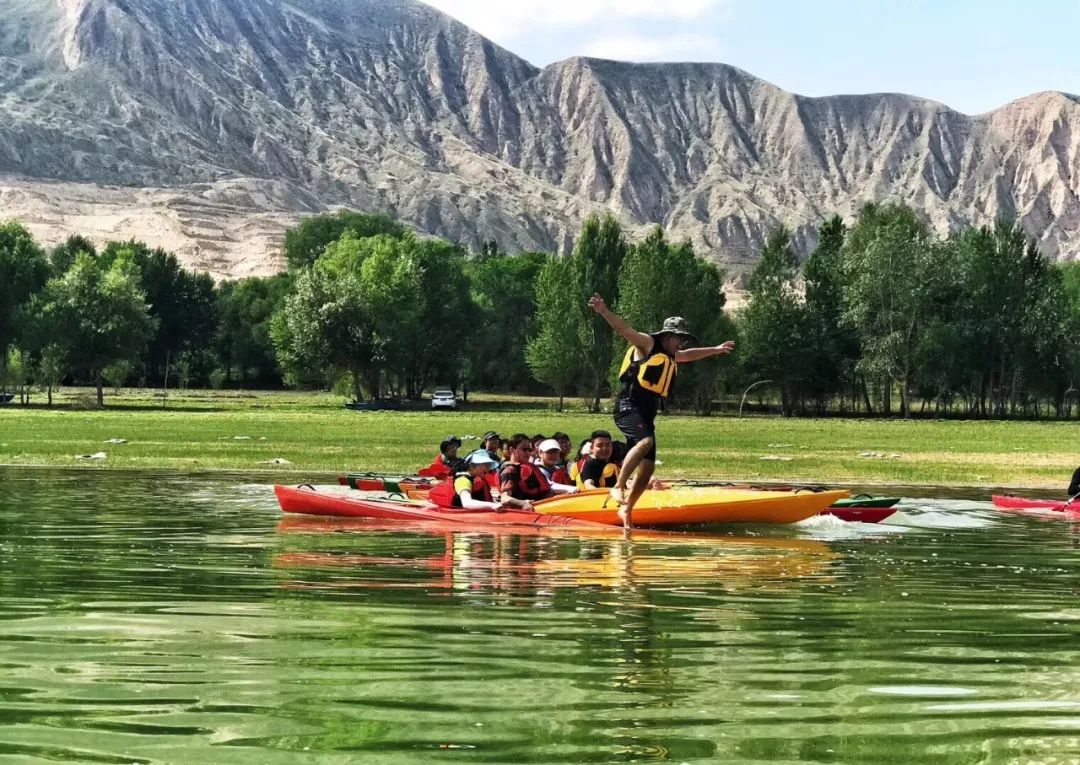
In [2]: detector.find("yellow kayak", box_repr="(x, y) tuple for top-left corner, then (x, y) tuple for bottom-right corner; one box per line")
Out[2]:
(533, 487), (850, 526)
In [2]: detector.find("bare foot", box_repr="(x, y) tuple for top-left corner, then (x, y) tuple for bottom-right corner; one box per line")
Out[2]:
(616, 505), (632, 529)
(609, 486), (626, 506)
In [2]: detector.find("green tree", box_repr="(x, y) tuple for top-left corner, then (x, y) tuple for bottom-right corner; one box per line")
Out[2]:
(569, 214), (629, 411)
(274, 231), (447, 399)
(215, 274), (292, 386)
(617, 227), (733, 413)
(951, 221), (1071, 417)
(271, 262), (371, 399)
(842, 203), (953, 417)
(39, 252), (157, 406)
(50, 234), (97, 276)
(101, 241), (218, 386)
(526, 256), (584, 410)
(4, 348), (29, 404)
(391, 236), (476, 398)
(803, 215), (861, 412)
(37, 344), (66, 406)
(468, 251), (547, 392)
(0, 222), (49, 383)
(283, 211), (406, 271)
(738, 226), (808, 416)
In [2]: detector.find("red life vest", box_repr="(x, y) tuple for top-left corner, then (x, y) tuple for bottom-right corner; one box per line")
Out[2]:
(418, 456), (451, 479)
(538, 463), (571, 486)
(500, 462), (551, 500)
(428, 472), (494, 508)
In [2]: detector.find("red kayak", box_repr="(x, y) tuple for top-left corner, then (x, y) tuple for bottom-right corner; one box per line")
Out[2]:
(275, 485), (610, 529)
(820, 506), (898, 523)
(992, 495), (1079, 513)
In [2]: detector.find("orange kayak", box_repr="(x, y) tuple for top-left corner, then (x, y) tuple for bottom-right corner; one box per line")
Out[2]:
(531, 487), (849, 526)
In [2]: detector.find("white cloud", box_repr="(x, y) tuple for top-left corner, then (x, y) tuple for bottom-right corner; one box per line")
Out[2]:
(582, 33), (724, 63)
(420, 0), (733, 42)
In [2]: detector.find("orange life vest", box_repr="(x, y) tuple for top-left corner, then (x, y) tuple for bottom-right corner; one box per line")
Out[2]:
(428, 472), (494, 508)
(500, 462), (551, 500)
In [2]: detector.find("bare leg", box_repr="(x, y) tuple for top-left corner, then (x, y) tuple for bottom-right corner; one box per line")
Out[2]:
(617, 458), (655, 528)
(614, 437), (653, 495)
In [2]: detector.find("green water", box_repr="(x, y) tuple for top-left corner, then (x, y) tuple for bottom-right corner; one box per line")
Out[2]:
(1, 468), (1078, 764)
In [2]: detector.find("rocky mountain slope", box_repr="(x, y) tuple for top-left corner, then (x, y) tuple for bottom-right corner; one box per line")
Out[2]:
(0, 0), (1077, 278)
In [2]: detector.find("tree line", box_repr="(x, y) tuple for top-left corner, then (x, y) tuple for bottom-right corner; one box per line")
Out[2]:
(1, 204), (1078, 418)
(742, 204), (1080, 418)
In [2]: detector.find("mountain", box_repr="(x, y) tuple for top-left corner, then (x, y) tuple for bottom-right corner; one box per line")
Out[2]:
(0, 0), (1078, 279)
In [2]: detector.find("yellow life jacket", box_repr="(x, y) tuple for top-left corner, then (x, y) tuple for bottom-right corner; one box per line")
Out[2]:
(619, 345), (677, 398)
(575, 459), (619, 489)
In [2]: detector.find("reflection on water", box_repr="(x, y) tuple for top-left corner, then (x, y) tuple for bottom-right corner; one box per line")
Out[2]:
(0, 468), (1078, 763)
(274, 516), (837, 593)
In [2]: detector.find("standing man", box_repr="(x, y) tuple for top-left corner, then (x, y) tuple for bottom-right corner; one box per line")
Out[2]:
(587, 294), (735, 528)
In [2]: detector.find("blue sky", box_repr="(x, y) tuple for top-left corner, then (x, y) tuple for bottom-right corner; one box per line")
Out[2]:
(422, 0), (1079, 114)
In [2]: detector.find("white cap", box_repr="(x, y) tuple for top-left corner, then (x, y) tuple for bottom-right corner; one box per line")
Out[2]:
(538, 438), (562, 453)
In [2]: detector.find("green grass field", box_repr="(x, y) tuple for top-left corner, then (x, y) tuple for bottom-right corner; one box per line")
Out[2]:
(0, 388), (1075, 490)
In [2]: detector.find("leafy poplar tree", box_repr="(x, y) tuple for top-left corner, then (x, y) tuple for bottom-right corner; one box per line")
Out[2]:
(841, 203), (954, 418)
(569, 214), (628, 412)
(802, 215), (860, 411)
(526, 256), (584, 410)
(738, 226), (808, 415)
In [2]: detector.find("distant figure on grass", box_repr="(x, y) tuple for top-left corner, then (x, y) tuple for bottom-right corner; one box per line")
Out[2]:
(587, 294), (735, 528)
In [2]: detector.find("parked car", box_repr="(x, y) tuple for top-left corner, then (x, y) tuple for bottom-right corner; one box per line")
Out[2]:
(431, 389), (457, 410)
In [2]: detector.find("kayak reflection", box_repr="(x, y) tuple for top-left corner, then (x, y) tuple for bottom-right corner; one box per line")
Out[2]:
(273, 516), (836, 593)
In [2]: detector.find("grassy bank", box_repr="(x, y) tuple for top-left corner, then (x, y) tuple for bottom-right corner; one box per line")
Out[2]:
(0, 388), (1075, 490)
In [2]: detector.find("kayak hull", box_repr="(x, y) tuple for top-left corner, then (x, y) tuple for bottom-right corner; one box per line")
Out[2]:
(992, 495), (1076, 512)
(533, 488), (849, 526)
(275, 485), (608, 528)
(821, 506), (897, 523)
(828, 495), (900, 509)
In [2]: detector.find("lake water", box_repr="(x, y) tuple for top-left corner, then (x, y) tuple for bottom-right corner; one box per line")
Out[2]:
(1, 468), (1078, 764)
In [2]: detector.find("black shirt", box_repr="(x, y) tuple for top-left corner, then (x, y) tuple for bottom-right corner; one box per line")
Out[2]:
(1069, 467), (1080, 497)
(580, 457), (616, 488)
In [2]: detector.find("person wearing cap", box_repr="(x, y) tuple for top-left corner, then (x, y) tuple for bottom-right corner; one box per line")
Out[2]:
(535, 438), (577, 491)
(578, 430), (619, 490)
(587, 294), (735, 528)
(438, 435), (466, 473)
(428, 451), (506, 511)
(482, 431), (502, 462)
(419, 435), (465, 479)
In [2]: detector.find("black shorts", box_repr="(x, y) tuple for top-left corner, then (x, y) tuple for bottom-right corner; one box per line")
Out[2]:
(613, 408), (657, 461)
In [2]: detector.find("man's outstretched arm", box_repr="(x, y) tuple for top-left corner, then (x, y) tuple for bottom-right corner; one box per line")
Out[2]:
(675, 341), (736, 363)
(587, 294), (652, 355)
